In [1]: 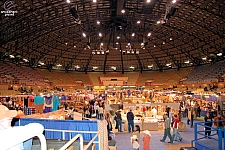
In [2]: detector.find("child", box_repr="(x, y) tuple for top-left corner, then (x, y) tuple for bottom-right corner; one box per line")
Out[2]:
(143, 130), (151, 150)
(131, 135), (140, 150)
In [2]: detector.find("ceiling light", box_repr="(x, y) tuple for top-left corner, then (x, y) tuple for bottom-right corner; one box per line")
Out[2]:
(66, 0), (70, 3)
(65, 43), (67, 45)
(217, 53), (222, 56)
(202, 57), (207, 60)
(100, 43), (103, 46)
(82, 32), (86, 37)
(163, 41), (165, 44)
(117, 36), (120, 39)
(93, 66), (98, 69)
(111, 66), (116, 70)
(9, 55), (15, 58)
(147, 32), (151, 36)
(99, 33), (102, 37)
(93, 0), (97, 2)
(115, 48), (118, 50)
(39, 62), (45, 65)
(154, 45), (156, 47)
(137, 20), (141, 24)
(147, 0), (151, 2)
(74, 45), (76, 48)
(23, 58), (29, 62)
(116, 42), (119, 45)
(148, 65), (153, 68)
(170, 38), (172, 40)
(184, 60), (189, 64)
(57, 64), (62, 67)
(157, 20), (160, 24)
(132, 33), (135, 36)
(166, 63), (171, 66)
(128, 42), (130, 45)
(172, 0), (176, 3)
(121, 9), (125, 13)
(97, 20), (100, 24)
(141, 43), (144, 46)
(130, 66), (135, 69)
(75, 65), (80, 69)
(101, 51), (104, 54)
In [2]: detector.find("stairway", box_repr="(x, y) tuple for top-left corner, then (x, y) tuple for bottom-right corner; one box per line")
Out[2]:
(31, 139), (93, 150)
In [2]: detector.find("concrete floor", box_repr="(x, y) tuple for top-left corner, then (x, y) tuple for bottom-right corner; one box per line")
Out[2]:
(114, 118), (196, 150)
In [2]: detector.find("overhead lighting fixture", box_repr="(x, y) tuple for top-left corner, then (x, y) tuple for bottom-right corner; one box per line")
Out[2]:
(147, 0), (151, 2)
(132, 33), (135, 36)
(163, 41), (165, 44)
(65, 43), (67, 45)
(217, 53), (222, 56)
(100, 43), (103, 46)
(74, 45), (76, 48)
(116, 42), (119, 45)
(202, 57), (207, 60)
(101, 51), (104, 55)
(154, 45), (156, 47)
(147, 32), (151, 36)
(93, 66), (98, 69)
(128, 42), (131, 46)
(93, 0), (97, 2)
(172, 0), (176, 3)
(117, 36), (120, 39)
(99, 33), (102, 37)
(130, 66), (135, 69)
(141, 43), (144, 46)
(148, 65), (153, 68)
(57, 64), (62, 67)
(121, 9), (125, 13)
(82, 32), (86, 37)
(184, 60), (189, 64)
(97, 20), (100, 24)
(166, 63), (172, 66)
(66, 0), (70, 3)
(75, 65), (80, 69)
(23, 58), (29, 62)
(157, 20), (160, 24)
(39, 62), (45, 65)
(111, 66), (116, 70)
(170, 38), (172, 40)
(9, 55), (15, 58)
(137, 20), (141, 24)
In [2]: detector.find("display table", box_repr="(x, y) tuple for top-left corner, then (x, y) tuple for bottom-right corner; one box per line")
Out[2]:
(142, 122), (158, 131)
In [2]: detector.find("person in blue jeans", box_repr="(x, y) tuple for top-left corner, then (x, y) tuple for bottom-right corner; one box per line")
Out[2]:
(127, 109), (134, 133)
(160, 114), (173, 143)
(116, 111), (123, 132)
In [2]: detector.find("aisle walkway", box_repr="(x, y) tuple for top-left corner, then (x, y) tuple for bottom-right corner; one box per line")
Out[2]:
(115, 118), (199, 150)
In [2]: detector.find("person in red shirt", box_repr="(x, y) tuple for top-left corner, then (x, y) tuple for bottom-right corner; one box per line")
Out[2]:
(172, 114), (182, 141)
(143, 130), (151, 150)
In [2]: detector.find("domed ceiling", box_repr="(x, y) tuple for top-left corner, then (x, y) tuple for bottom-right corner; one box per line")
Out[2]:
(0, 0), (225, 73)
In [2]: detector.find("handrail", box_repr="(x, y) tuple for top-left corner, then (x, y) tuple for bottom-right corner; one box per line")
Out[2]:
(84, 132), (99, 150)
(194, 120), (225, 150)
(59, 134), (84, 150)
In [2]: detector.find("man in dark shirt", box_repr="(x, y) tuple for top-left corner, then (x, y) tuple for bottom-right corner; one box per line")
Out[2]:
(204, 112), (212, 138)
(127, 109), (134, 133)
(116, 111), (122, 132)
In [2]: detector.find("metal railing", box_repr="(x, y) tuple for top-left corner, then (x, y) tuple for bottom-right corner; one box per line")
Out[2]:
(44, 128), (100, 150)
(193, 120), (225, 150)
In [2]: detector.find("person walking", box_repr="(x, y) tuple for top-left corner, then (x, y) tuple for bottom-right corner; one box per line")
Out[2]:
(204, 112), (213, 138)
(172, 114), (182, 141)
(143, 130), (151, 150)
(116, 111), (122, 132)
(127, 109), (134, 133)
(214, 113), (225, 138)
(160, 114), (173, 143)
